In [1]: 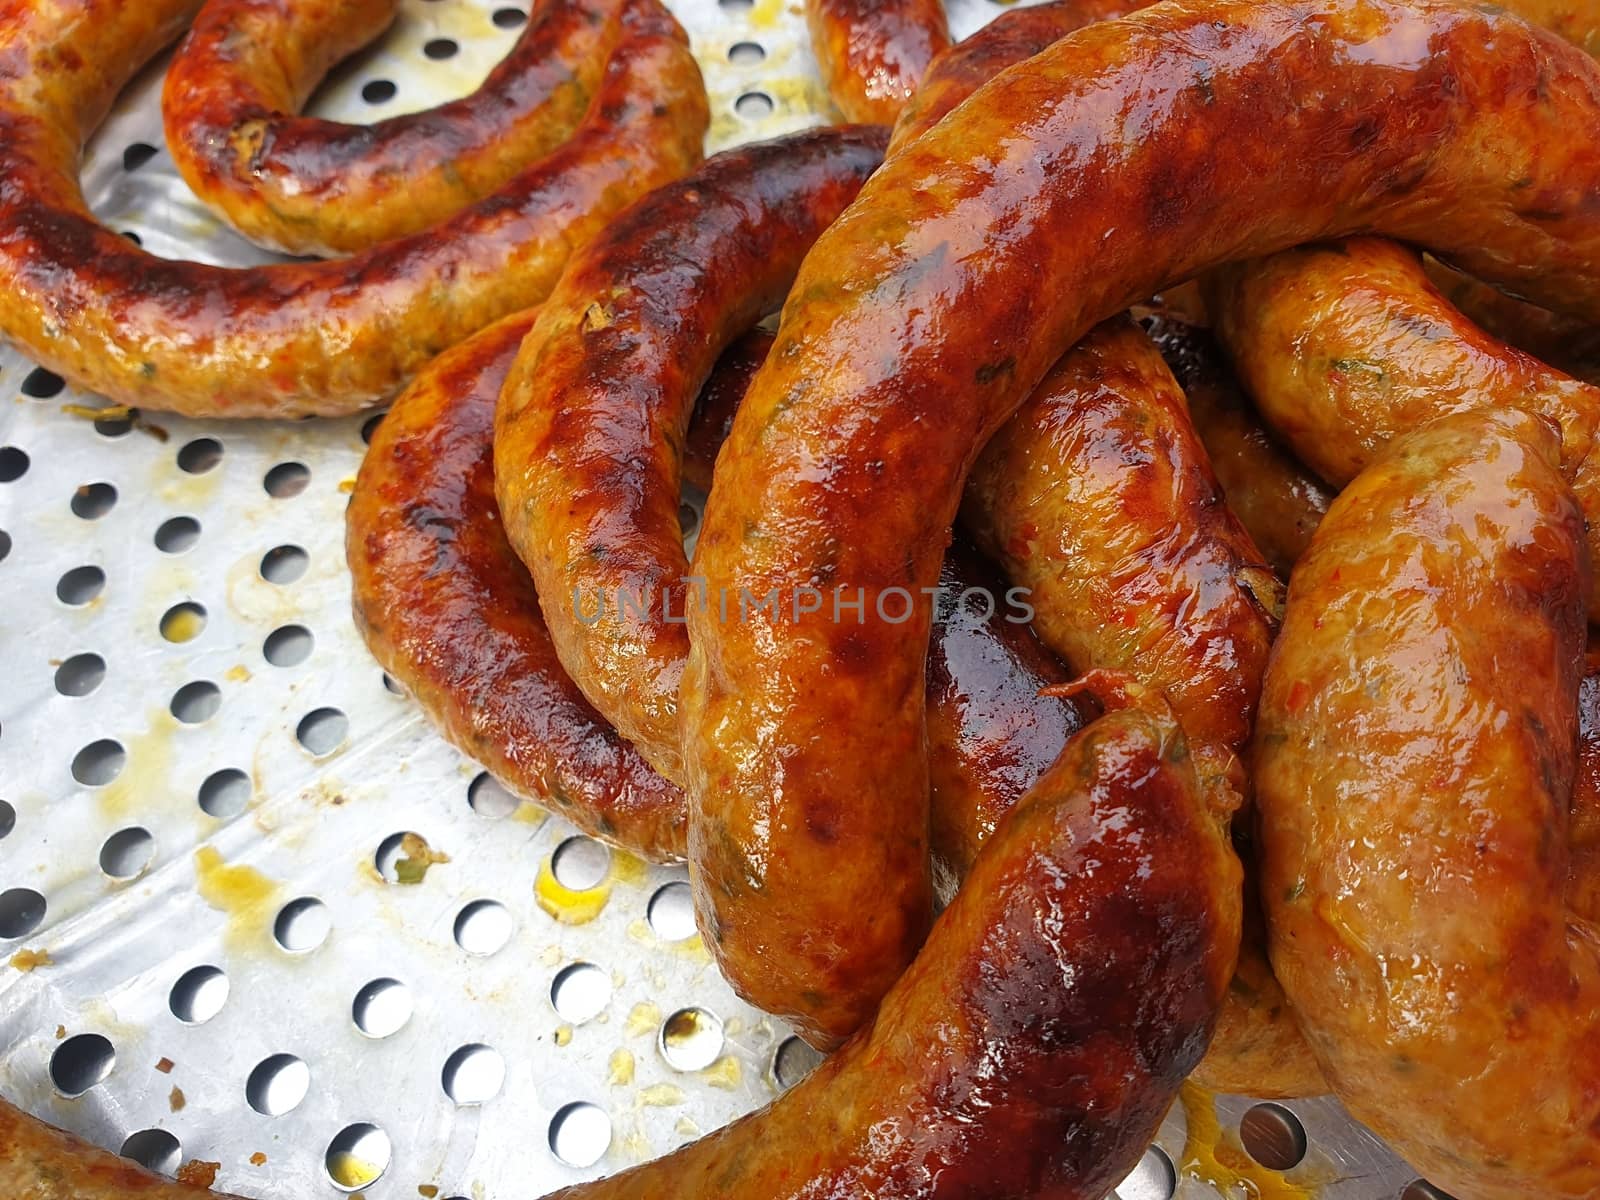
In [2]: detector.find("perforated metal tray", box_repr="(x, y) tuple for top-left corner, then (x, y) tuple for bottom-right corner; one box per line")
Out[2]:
(0, 1), (1437, 1196)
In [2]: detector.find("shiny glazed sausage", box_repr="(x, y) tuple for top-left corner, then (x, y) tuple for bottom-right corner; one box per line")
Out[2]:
(1142, 312), (1333, 577)
(1427, 259), (1600, 386)
(495, 127), (888, 784)
(804, 0), (950, 125)
(888, 0), (1145, 152)
(0, 0), (706, 416)
(1207, 239), (1600, 615)
(681, 0), (1600, 1046)
(1256, 408), (1599, 1200)
(163, 0), (675, 255)
(547, 704), (1238, 1200)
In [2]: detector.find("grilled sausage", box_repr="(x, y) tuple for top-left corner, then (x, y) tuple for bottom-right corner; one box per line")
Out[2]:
(0, 0), (706, 416)
(1255, 408), (1600, 1200)
(804, 0), (949, 125)
(888, 0), (1146, 152)
(1426, 260), (1600, 386)
(1142, 313), (1332, 577)
(495, 127), (888, 784)
(163, 0), (676, 255)
(548, 704), (1238, 1200)
(681, 0), (1600, 1047)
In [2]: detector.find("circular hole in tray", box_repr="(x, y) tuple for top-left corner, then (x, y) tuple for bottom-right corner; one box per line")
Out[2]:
(169, 964), (229, 1024)
(551, 836), (610, 891)
(260, 544), (308, 584)
(296, 707), (347, 756)
(0, 446), (28, 482)
(273, 896), (331, 953)
(728, 40), (765, 65)
(21, 367), (65, 399)
(121, 1128), (181, 1175)
(1240, 1102), (1308, 1171)
(0, 530), (10, 562)
(265, 624), (314, 667)
(247, 1053), (310, 1116)
(70, 481), (117, 520)
(0, 799), (14, 839)
(176, 437), (222, 474)
(381, 672), (406, 696)
(122, 142), (158, 171)
(55, 652), (106, 697)
(160, 601), (207, 644)
(154, 515), (201, 554)
(1112, 1145), (1177, 1200)
(99, 826), (155, 880)
(659, 1006), (723, 1072)
(646, 881), (695, 941)
(468, 772), (518, 819)
(0, 887), (47, 939)
(121, 231), (143, 247)
(772, 1035), (823, 1090)
(442, 1043), (506, 1105)
(170, 680), (221, 724)
(50, 1033), (115, 1096)
(717, 0), (753, 10)
(551, 962), (612, 1024)
(264, 461), (310, 498)
(325, 1123), (391, 1192)
(492, 6), (527, 28)
(362, 78), (397, 104)
(57, 564), (106, 606)
(198, 767), (251, 819)
(374, 830), (421, 882)
(735, 91), (774, 120)
(359, 411), (385, 444)
(424, 37), (458, 59)
(71, 738), (125, 786)
(453, 899), (513, 956)
(678, 501), (699, 537)
(352, 978), (413, 1038)
(548, 1102), (610, 1168)
(1403, 1184), (1460, 1200)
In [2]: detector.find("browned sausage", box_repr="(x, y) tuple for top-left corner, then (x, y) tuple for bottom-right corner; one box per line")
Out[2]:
(682, 0), (1600, 1047)
(495, 127), (888, 785)
(0, 0), (706, 416)
(888, 0), (1147, 152)
(682, 329), (773, 493)
(1206, 238), (1600, 614)
(1256, 408), (1599, 1199)
(1426, 259), (1600, 386)
(1142, 312), (1333, 577)
(162, 0), (674, 255)
(546, 703), (1238, 1200)
(804, 0), (950, 125)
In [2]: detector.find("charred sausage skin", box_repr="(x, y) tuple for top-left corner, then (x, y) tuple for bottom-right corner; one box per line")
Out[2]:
(163, 0), (676, 255)
(0, 0), (706, 417)
(495, 127), (888, 785)
(1256, 408), (1600, 1199)
(682, 0), (1600, 1047)
(804, 0), (950, 125)
(547, 706), (1238, 1200)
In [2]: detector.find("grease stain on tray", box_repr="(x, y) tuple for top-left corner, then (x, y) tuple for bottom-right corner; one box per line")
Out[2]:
(193, 846), (279, 947)
(1179, 1083), (1316, 1200)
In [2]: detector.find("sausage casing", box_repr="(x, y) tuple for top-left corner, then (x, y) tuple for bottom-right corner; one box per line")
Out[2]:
(804, 0), (950, 125)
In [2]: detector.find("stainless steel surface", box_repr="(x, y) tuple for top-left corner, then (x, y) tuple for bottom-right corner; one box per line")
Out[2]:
(0, 1), (1434, 1195)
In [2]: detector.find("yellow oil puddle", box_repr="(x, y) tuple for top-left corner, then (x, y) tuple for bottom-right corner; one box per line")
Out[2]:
(637, 1083), (685, 1107)
(512, 802), (549, 828)
(624, 1001), (661, 1038)
(535, 857), (611, 925)
(159, 607), (204, 643)
(193, 847), (279, 948)
(749, 0), (791, 28)
(8, 948), (52, 971)
(100, 710), (176, 819)
(610, 849), (648, 887)
(1179, 1083), (1316, 1200)
(226, 664), (251, 683)
(701, 1055), (742, 1090)
(327, 1153), (384, 1191)
(607, 1048), (635, 1087)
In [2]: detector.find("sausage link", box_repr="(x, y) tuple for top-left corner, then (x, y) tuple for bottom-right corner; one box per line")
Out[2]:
(162, 0), (676, 256)
(1426, 259), (1600, 385)
(682, 0), (1600, 1046)
(1143, 312), (1333, 577)
(888, 0), (1147, 152)
(804, 0), (950, 125)
(1206, 238), (1600, 613)
(495, 127), (888, 784)
(0, 0), (706, 416)
(547, 705), (1238, 1200)
(682, 329), (773, 493)
(1256, 408), (1598, 1199)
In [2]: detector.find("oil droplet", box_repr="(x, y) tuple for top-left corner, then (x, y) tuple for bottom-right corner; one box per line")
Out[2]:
(609, 850), (648, 887)
(535, 857), (612, 925)
(327, 1153), (383, 1190)
(625, 1001), (661, 1038)
(226, 664), (251, 683)
(554, 1024), (573, 1047)
(513, 802), (549, 828)
(702, 1055), (742, 1090)
(1179, 1083), (1314, 1200)
(637, 1083), (685, 1107)
(749, 0), (785, 27)
(608, 1048), (635, 1087)
(194, 846), (279, 948)
(161, 607), (205, 643)
(674, 1116), (700, 1138)
(9, 948), (52, 971)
